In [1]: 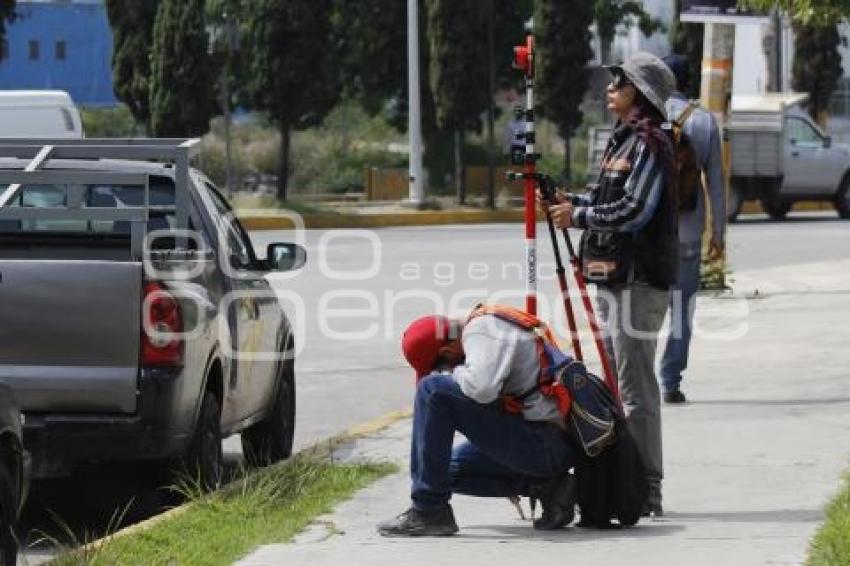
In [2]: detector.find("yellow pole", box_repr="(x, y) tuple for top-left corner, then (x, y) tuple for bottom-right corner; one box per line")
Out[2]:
(699, 23), (735, 289)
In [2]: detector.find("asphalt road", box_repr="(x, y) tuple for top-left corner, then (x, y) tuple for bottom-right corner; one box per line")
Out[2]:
(18, 210), (850, 561)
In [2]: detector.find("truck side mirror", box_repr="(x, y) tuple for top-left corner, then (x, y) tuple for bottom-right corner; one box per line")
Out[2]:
(266, 243), (306, 272)
(824, 136), (832, 148)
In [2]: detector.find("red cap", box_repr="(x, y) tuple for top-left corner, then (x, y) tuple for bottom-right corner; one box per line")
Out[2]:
(402, 315), (452, 382)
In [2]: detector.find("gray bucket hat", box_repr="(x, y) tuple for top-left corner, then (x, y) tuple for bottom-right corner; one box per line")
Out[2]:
(606, 51), (676, 120)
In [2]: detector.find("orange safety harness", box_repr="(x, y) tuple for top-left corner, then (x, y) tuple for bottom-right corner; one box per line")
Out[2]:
(466, 304), (572, 418)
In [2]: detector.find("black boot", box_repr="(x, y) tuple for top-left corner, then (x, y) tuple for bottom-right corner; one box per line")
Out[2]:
(377, 505), (459, 537)
(530, 473), (577, 530)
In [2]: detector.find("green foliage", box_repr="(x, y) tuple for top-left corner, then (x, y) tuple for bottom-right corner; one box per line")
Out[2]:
(149, 0), (216, 137)
(51, 455), (396, 566)
(105, 0), (160, 133)
(593, 0), (665, 64)
(0, 0), (15, 40)
(535, 0), (593, 180)
(332, 0), (408, 117)
(80, 106), (144, 138)
(669, 0), (704, 99)
(807, 472), (850, 565)
(244, 0), (339, 199)
(426, 0), (490, 132)
(792, 21), (845, 122)
(741, 0), (850, 24)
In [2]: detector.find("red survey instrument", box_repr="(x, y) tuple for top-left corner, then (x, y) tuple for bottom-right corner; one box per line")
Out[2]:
(512, 32), (538, 316)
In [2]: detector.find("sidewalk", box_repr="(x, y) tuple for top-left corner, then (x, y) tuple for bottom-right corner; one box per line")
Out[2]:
(237, 259), (850, 566)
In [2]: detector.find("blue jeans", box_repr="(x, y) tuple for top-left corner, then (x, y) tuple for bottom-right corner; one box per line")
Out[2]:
(659, 243), (701, 394)
(410, 374), (575, 511)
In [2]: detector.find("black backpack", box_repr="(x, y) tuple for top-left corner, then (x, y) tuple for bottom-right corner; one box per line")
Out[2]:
(556, 361), (649, 528)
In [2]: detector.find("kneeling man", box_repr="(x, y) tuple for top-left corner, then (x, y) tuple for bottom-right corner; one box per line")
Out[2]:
(378, 307), (577, 537)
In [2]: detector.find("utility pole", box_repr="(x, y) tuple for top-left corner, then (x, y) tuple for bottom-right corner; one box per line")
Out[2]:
(407, 0), (424, 206)
(700, 22), (735, 289)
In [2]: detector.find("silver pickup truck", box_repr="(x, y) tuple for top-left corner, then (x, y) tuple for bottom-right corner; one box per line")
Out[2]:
(727, 93), (850, 221)
(0, 139), (306, 486)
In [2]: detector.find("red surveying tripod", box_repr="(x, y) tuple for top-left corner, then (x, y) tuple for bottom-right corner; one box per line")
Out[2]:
(510, 32), (619, 399)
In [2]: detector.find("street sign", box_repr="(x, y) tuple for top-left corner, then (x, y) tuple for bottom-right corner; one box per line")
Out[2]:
(681, 1), (770, 24)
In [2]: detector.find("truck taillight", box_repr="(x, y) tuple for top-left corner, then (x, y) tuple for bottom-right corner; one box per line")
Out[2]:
(141, 281), (184, 367)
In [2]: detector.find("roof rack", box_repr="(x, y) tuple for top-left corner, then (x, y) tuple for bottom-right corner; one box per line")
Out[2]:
(0, 138), (200, 257)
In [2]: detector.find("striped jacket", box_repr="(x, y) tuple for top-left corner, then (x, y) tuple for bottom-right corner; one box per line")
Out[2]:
(572, 122), (678, 289)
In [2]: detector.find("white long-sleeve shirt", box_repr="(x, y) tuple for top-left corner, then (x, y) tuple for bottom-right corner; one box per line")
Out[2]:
(451, 315), (561, 424)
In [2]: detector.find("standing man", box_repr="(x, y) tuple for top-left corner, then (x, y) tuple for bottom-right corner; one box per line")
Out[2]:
(659, 54), (726, 404)
(377, 308), (576, 537)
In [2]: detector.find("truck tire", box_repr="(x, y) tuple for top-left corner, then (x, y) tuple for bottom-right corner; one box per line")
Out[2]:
(241, 360), (295, 467)
(0, 462), (17, 566)
(182, 391), (223, 491)
(727, 184), (743, 223)
(761, 199), (791, 220)
(835, 175), (850, 219)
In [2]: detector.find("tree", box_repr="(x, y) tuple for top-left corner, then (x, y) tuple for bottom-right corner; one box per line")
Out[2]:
(669, 0), (703, 99)
(426, 0), (490, 203)
(0, 1), (14, 42)
(593, 0), (664, 65)
(105, 0), (160, 133)
(792, 21), (845, 125)
(741, 0), (850, 24)
(245, 0), (339, 201)
(149, 0), (216, 137)
(535, 0), (594, 182)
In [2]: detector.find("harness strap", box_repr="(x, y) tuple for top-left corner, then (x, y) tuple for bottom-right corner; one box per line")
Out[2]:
(467, 304), (572, 417)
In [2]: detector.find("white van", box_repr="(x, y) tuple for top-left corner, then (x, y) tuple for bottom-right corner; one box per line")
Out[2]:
(0, 91), (83, 139)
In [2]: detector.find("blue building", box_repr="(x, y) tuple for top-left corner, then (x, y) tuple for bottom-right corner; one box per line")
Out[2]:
(0, 0), (117, 107)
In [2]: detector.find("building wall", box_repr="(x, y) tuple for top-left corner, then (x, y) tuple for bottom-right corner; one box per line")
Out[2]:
(0, 0), (117, 107)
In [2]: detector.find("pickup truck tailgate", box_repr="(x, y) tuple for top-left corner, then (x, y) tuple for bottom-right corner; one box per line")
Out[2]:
(0, 260), (142, 413)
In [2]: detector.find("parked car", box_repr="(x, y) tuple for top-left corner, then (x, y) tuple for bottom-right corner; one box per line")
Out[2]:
(0, 91), (83, 139)
(0, 384), (28, 566)
(726, 93), (850, 221)
(0, 139), (305, 488)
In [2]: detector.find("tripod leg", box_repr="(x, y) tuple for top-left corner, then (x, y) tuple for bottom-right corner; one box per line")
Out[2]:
(544, 213), (583, 360)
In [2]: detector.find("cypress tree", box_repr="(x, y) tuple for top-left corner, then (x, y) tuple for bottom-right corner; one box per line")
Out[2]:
(105, 0), (160, 133)
(792, 21), (845, 126)
(426, 0), (490, 203)
(535, 0), (594, 182)
(245, 0), (339, 201)
(149, 0), (216, 137)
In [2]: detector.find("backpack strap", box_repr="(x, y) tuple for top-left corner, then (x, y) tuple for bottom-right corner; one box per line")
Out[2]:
(673, 100), (699, 128)
(466, 304), (572, 417)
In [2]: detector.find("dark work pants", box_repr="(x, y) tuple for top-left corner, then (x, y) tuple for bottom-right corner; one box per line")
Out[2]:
(410, 374), (576, 511)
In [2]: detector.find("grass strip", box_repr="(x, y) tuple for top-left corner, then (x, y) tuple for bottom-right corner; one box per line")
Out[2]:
(49, 455), (397, 566)
(808, 472), (850, 565)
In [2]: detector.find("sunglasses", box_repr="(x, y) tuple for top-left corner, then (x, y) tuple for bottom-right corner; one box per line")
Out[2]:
(610, 71), (632, 90)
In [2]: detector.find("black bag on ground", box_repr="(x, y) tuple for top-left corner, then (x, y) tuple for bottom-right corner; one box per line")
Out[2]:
(573, 418), (649, 528)
(555, 361), (649, 528)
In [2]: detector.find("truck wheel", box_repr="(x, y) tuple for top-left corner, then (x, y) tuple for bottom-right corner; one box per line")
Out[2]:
(241, 360), (295, 467)
(761, 199), (792, 220)
(727, 185), (743, 223)
(0, 462), (17, 566)
(835, 176), (850, 219)
(182, 391), (223, 491)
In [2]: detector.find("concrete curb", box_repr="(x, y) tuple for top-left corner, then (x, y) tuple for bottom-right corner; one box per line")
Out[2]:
(76, 408), (413, 554)
(241, 201), (835, 231)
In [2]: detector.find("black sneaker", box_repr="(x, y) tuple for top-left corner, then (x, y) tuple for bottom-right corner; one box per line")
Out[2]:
(377, 505), (459, 537)
(531, 473), (577, 530)
(642, 481), (663, 517)
(663, 390), (687, 404)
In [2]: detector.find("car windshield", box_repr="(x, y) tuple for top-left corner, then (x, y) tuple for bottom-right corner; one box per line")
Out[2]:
(0, 176), (176, 234)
